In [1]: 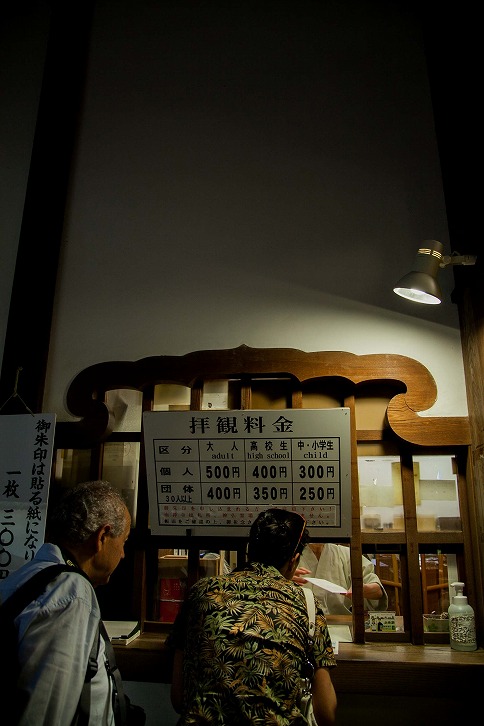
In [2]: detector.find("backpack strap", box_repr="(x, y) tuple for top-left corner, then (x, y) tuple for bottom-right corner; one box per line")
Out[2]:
(99, 620), (129, 725)
(76, 622), (101, 725)
(302, 587), (316, 639)
(0, 564), (73, 620)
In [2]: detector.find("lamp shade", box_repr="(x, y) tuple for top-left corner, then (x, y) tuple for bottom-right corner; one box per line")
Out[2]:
(393, 240), (443, 305)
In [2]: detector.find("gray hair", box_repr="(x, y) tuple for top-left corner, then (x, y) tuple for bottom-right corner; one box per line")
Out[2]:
(47, 480), (129, 545)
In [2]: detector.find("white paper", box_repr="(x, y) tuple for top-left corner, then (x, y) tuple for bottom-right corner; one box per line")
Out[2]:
(104, 620), (140, 639)
(328, 625), (353, 644)
(304, 577), (347, 594)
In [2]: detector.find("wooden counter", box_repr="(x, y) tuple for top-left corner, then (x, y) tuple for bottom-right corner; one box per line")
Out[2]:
(114, 629), (484, 702)
(333, 641), (482, 698)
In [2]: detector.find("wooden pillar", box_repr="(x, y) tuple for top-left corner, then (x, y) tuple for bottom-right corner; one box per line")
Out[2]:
(454, 264), (484, 643)
(0, 1), (94, 414)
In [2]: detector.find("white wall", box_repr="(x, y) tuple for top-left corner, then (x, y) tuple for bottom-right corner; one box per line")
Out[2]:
(45, 275), (466, 420)
(2, 1), (467, 424)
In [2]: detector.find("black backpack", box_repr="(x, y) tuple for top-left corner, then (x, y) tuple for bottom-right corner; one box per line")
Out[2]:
(0, 564), (145, 726)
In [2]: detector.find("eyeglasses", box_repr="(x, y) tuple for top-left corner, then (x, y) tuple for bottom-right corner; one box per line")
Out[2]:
(291, 512), (307, 558)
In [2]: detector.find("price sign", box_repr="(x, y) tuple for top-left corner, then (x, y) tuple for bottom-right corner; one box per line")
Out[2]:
(143, 408), (351, 538)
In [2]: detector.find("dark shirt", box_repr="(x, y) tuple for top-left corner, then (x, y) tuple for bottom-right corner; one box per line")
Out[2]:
(171, 561), (336, 725)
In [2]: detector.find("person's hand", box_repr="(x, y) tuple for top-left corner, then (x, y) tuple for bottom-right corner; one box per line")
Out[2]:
(362, 582), (384, 600)
(344, 583), (383, 600)
(293, 566), (311, 585)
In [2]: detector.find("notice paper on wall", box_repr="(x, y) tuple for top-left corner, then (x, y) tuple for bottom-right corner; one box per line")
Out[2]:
(0, 413), (56, 577)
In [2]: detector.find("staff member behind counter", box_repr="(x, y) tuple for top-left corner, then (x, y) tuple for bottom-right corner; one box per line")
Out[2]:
(295, 543), (388, 614)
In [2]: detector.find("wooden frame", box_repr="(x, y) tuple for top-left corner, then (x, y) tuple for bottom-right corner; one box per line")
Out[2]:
(52, 345), (476, 647)
(62, 345), (470, 446)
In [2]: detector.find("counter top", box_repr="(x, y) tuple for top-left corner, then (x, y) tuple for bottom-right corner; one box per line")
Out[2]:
(113, 629), (484, 698)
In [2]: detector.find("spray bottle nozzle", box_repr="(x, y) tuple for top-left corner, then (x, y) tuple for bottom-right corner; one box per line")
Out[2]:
(451, 582), (466, 600)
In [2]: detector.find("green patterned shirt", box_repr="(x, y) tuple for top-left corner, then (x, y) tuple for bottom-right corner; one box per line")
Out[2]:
(171, 561), (336, 725)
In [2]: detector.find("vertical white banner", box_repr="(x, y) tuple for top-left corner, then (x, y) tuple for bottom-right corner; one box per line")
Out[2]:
(0, 413), (56, 577)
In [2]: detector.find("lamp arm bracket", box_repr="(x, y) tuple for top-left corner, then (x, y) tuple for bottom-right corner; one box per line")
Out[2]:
(440, 253), (477, 268)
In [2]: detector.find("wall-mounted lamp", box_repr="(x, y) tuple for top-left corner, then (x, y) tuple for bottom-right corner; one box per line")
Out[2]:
(393, 240), (477, 305)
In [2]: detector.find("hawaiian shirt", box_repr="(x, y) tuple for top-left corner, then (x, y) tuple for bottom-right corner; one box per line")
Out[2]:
(171, 561), (336, 725)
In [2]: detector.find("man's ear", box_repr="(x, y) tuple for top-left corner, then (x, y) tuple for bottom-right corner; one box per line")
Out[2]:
(96, 523), (112, 550)
(281, 551), (301, 579)
(288, 551), (301, 574)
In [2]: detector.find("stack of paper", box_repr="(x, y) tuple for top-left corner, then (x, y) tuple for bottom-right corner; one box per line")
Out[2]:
(104, 620), (141, 645)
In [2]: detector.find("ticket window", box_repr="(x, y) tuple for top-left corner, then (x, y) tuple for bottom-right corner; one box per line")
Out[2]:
(51, 361), (474, 640)
(413, 456), (462, 533)
(358, 453), (462, 534)
(358, 453), (404, 532)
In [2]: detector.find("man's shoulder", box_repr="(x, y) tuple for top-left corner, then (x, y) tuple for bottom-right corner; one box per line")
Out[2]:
(1, 543), (63, 585)
(2, 561), (96, 618)
(0, 559), (52, 603)
(329, 543), (350, 559)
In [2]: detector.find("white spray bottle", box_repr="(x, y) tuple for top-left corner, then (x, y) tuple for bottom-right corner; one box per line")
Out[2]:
(448, 581), (477, 651)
